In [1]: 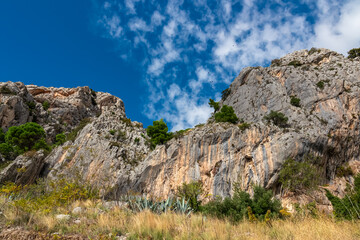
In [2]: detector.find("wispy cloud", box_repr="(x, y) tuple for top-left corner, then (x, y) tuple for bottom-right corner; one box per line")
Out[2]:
(96, 0), (360, 131)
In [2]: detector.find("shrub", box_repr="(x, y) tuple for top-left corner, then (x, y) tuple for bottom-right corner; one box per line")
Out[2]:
(0, 142), (14, 160)
(0, 177), (99, 214)
(271, 59), (281, 66)
(134, 137), (140, 144)
(336, 164), (353, 177)
(208, 98), (220, 112)
(279, 158), (320, 192)
(264, 110), (288, 127)
(290, 96), (301, 107)
(176, 181), (203, 212)
(238, 122), (251, 131)
(348, 48), (360, 59)
(55, 133), (66, 146)
(0, 86), (15, 95)
(326, 174), (360, 220)
(202, 185), (281, 222)
(173, 128), (191, 139)
(109, 129), (116, 135)
(146, 119), (173, 149)
(42, 100), (50, 110)
(67, 118), (91, 142)
(27, 101), (36, 110)
(5, 122), (47, 153)
(308, 47), (320, 55)
(316, 81), (325, 89)
(288, 60), (302, 67)
(221, 88), (231, 101)
(215, 105), (239, 124)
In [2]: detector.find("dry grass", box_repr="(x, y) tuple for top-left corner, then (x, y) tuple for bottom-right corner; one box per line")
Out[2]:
(1, 197), (360, 239)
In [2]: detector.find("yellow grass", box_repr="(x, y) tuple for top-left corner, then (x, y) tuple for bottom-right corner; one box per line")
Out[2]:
(1, 198), (360, 239)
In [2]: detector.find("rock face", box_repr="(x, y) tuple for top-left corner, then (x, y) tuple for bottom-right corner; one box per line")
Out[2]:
(42, 96), (150, 195)
(0, 151), (45, 185)
(109, 49), (360, 202)
(1, 48), (360, 210)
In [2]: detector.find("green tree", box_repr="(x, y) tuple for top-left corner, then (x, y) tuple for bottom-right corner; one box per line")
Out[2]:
(55, 133), (66, 146)
(214, 105), (239, 124)
(348, 48), (360, 59)
(264, 110), (288, 127)
(146, 119), (173, 149)
(5, 122), (46, 152)
(290, 96), (301, 107)
(176, 181), (203, 212)
(208, 99), (220, 112)
(202, 185), (281, 222)
(42, 100), (50, 110)
(326, 174), (360, 220)
(279, 158), (320, 192)
(0, 143), (14, 160)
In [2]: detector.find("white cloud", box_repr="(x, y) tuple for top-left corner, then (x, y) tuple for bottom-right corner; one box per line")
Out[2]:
(124, 0), (141, 15)
(96, 0), (360, 130)
(100, 15), (122, 38)
(313, 0), (360, 54)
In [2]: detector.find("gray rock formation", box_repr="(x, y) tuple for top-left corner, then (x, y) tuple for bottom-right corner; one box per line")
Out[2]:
(109, 48), (360, 204)
(1, 48), (360, 211)
(0, 150), (45, 185)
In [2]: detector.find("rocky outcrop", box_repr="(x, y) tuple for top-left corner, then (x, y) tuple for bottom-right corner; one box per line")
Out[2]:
(0, 82), (34, 129)
(108, 49), (360, 204)
(0, 151), (45, 185)
(1, 48), (360, 211)
(42, 96), (150, 195)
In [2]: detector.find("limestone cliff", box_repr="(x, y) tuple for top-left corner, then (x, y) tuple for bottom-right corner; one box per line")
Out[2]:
(1, 48), (360, 210)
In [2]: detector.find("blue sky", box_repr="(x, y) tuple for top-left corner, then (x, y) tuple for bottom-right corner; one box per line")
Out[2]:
(1, 1), (360, 131)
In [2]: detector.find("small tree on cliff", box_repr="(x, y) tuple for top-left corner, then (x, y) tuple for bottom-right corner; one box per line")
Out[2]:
(5, 122), (47, 154)
(146, 119), (173, 149)
(214, 105), (239, 124)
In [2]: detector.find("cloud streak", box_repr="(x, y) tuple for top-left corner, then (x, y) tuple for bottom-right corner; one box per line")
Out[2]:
(95, 0), (360, 131)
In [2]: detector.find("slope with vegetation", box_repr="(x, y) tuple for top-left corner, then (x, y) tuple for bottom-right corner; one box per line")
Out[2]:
(1, 47), (360, 238)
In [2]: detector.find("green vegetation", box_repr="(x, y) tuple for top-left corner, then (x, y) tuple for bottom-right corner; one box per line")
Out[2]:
(336, 164), (353, 178)
(0, 177), (99, 214)
(146, 119), (173, 149)
(264, 110), (288, 127)
(221, 88), (231, 101)
(308, 47), (320, 55)
(109, 129), (116, 135)
(0, 86), (15, 95)
(279, 158), (321, 192)
(288, 60), (302, 67)
(202, 185), (282, 222)
(271, 58), (281, 66)
(27, 101), (36, 110)
(0, 143), (14, 160)
(176, 181), (203, 212)
(42, 100), (50, 110)
(316, 81), (325, 89)
(5, 122), (49, 155)
(55, 133), (66, 146)
(67, 118), (91, 142)
(208, 98), (220, 112)
(290, 96), (301, 107)
(214, 105), (239, 124)
(348, 48), (360, 59)
(326, 174), (360, 220)
(173, 128), (191, 139)
(0, 129), (5, 143)
(238, 122), (251, 131)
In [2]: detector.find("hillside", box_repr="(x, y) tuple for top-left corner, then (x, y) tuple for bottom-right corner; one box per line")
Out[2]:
(1, 48), (360, 215)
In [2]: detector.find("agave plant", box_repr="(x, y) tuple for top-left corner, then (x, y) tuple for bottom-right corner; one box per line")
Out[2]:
(174, 197), (193, 216)
(158, 197), (173, 213)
